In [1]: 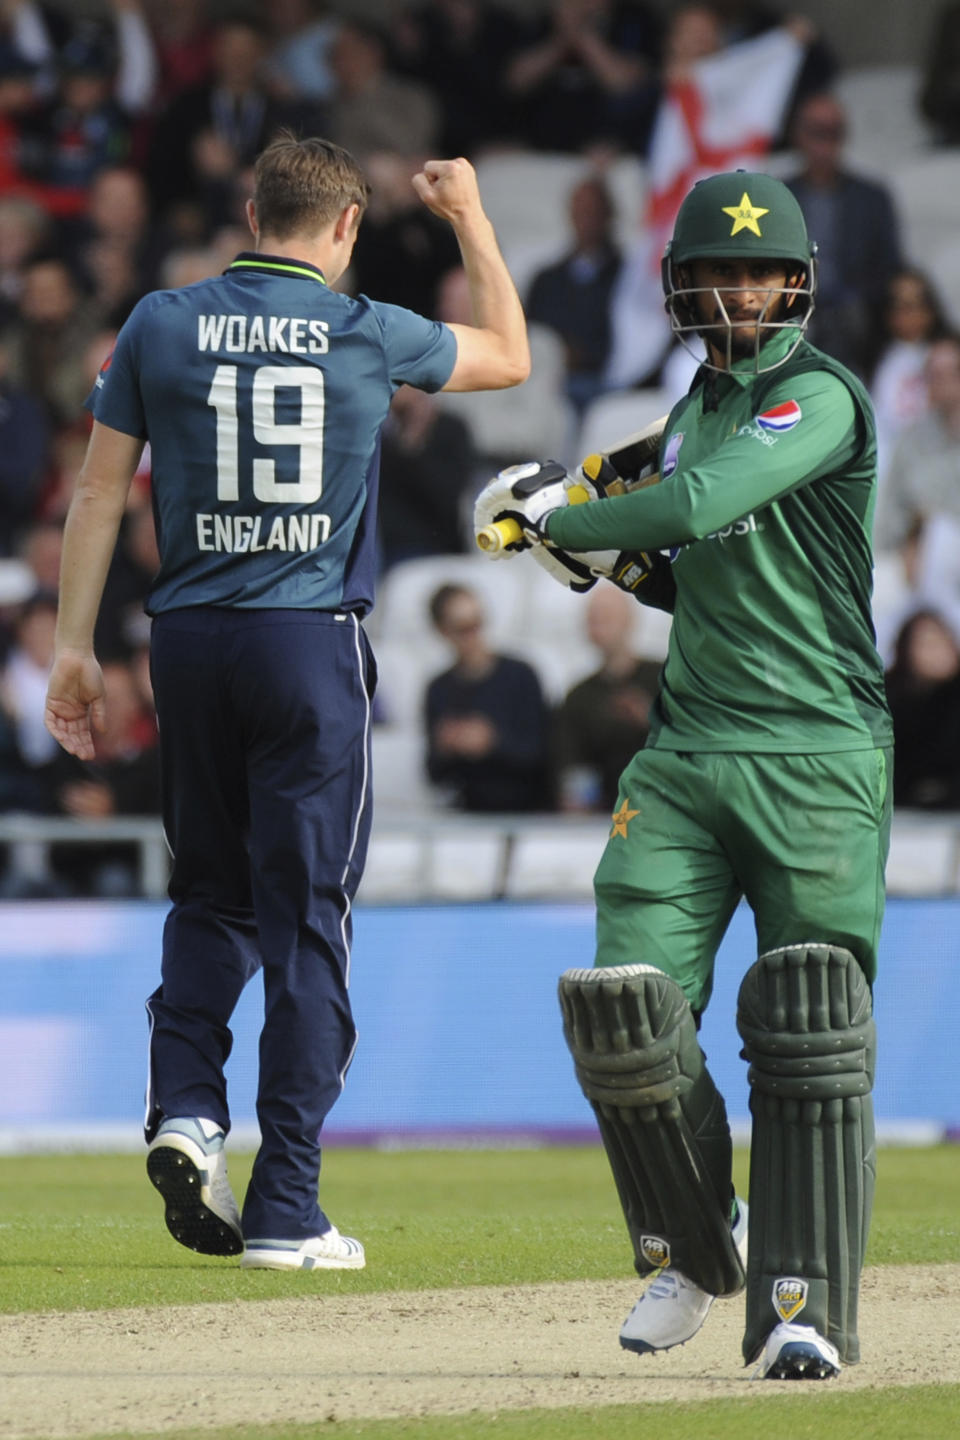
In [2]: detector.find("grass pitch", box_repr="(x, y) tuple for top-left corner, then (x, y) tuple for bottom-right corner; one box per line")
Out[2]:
(2, 1145), (958, 1439)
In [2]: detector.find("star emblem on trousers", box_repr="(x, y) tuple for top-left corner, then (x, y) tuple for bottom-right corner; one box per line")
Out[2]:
(610, 797), (640, 838)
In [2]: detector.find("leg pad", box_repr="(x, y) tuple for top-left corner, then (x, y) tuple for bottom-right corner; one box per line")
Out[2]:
(559, 964), (744, 1297)
(737, 943), (876, 1364)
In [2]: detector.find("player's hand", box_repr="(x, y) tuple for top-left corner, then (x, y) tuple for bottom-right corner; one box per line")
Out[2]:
(566, 451), (621, 503)
(44, 651), (106, 761)
(411, 157), (482, 225)
(474, 460), (569, 556)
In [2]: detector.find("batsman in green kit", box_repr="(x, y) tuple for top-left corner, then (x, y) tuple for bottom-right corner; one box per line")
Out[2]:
(474, 170), (892, 1380)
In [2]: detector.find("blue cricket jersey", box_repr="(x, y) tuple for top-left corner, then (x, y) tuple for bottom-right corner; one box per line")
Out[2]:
(88, 253), (457, 614)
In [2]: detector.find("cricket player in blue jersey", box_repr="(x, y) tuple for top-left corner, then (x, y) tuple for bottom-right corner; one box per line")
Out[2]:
(44, 134), (529, 1270)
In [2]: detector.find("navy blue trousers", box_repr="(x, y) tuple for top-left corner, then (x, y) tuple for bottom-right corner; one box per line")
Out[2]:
(146, 607), (375, 1239)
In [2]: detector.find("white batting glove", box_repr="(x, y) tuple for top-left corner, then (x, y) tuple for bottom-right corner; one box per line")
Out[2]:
(531, 544), (620, 593)
(474, 460), (570, 557)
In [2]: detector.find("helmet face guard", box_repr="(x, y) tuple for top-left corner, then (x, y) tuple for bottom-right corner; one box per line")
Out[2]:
(662, 171), (817, 373)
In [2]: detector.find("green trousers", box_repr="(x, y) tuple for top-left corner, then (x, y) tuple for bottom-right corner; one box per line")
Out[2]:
(594, 747), (892, 1014)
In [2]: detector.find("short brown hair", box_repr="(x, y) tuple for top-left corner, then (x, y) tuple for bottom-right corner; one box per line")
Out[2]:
(252, 131), (370, 240)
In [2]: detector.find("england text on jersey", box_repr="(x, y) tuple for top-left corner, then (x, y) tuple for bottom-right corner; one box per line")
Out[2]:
(196, 512), (332, 553)
(197, 315), (330, 354)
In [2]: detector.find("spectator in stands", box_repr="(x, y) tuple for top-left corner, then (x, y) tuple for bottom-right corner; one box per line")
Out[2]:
(325, 19), (440, 163)
(2, 253), (106, 425)
(35, 423), (88, 525)
(78, 234), (142, 328)
(874, 334), (960, 557)
(435, 263), (572, 468)
(0, 195), (49, 321)
(17, 2), (157, 196)
(604, 4), (809, 389)
(505, 0), (661, 154)
(552, 583), (661, 812)
(347, 151), (461, 316)
(146, 14), (301, 235)
(158, 242), (219, 290)
(784, 91), (903, 377)
(377, 384), (479, 572)
(0, 589), (60, 802)
(143, 0), (213, 111)
(526, 172), (622, 417)
(0, 0), (53, 76)
(920, 1), (960, 143)
(265, 0), (338, 108)
(709, 0), (837, 133)
(884, 607), (960, 810)
(51, 655), (161, 896)
(390, 0), (523, 157)
(0, 324), (50, 552)
(865, 268), (954, 500)
(95, 494), (160, 660)
(18, 517), (62, 594)
(0, 41), (69, 217)
(66, 165), (161, 303)
(425, 582), (552, 812)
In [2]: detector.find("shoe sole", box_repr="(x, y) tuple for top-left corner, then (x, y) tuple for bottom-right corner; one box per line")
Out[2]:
(240, 1249), (366, 1271)
(619, 1336), (659, 1355)
(146, 1144), (243, 1257)
(762, 1341), (840, 1380)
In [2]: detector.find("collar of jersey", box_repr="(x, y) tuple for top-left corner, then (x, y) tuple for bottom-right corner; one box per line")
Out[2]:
(723, 325), (799, 387)
(227, 252), (327, 285)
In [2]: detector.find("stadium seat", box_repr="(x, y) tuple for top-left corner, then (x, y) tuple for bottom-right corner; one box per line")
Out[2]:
(503, 822), (609, 900)
(436, 322), (574, 466)
(575, 387), (673, 461)
(370, 727), (436, 812)
(888, 152), (960, 264)
(885, 815), (960, 896)
(924, 236), (960, 329)
(835, 66), (932, 169)
(474, 151), (646, 256)
(373, 552), (529, 648)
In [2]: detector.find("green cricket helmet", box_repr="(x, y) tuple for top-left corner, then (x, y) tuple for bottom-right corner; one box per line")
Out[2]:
(662, 170), (817, 372)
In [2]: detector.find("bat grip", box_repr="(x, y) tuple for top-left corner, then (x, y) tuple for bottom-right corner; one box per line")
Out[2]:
(476, 517), (524, 553)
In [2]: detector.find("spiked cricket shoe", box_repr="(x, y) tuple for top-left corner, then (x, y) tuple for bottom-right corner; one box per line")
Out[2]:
(754, 1322), (841, 1380)
(241, 1226), (366, 1270)
(146, 1116), (243, 1256)
(619, 1197), (749, 1355)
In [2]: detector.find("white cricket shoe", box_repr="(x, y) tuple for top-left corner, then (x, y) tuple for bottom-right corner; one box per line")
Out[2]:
(619, 1266), (715, 1353)
(146, 1116), (243, 1256)
(241, 1225), (366, 1271)
(754, 1322), (841, 1380)
(619, 1197), (748, 1355)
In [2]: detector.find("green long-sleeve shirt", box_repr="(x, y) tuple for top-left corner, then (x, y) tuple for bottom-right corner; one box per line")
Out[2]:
(548, 333), (893, 753)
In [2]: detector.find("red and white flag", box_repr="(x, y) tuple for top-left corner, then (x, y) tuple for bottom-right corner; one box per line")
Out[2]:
(606, 28), (806, 389)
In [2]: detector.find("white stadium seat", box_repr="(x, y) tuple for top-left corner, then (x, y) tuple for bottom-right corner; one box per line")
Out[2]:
(576, 387), (673, 462)
(835, 66), (932, 170)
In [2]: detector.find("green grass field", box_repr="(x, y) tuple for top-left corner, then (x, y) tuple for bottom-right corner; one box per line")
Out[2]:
(2, 1145), (959, 1439)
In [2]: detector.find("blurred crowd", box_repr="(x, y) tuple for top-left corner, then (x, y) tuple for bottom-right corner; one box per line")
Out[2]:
(2, 0), (960, 896)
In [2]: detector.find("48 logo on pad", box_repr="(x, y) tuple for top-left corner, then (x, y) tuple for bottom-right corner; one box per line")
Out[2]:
(640, 1235), (671, 1268)
(772, 1275), (809, 1322)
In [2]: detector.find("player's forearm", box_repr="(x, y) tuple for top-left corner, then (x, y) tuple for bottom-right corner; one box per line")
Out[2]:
(55, 475), (131, 655)
(446, 212), (530, 390)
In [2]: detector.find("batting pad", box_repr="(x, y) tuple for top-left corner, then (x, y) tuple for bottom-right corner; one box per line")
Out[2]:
(737, 943), (876, 1365)
(558, 964), (745, 1298)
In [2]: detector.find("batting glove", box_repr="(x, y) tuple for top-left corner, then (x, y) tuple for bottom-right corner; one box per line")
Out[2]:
(474, 460), (570, 556)
(565, 451), (623, 504)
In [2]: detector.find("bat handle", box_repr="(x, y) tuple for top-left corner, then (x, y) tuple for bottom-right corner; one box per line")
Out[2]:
(476, 517), (524, 553)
